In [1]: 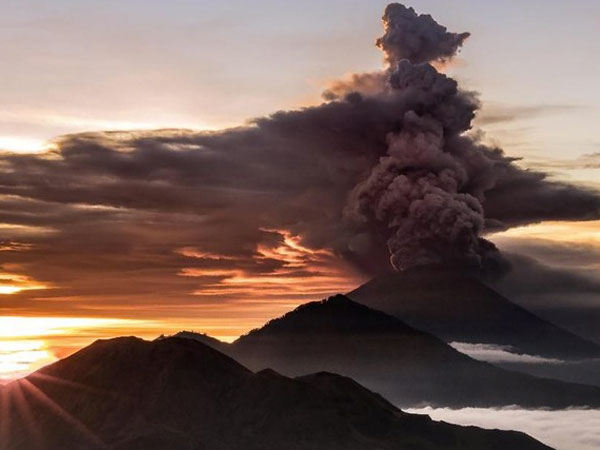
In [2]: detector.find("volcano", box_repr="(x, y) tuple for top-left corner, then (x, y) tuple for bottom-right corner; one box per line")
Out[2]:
(348, 266), (600, 360)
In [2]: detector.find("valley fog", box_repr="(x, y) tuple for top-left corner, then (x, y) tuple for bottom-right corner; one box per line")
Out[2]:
(407, 407), (600, 450)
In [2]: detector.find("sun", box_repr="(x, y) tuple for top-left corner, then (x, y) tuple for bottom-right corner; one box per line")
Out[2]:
(0, 340), (56, 382)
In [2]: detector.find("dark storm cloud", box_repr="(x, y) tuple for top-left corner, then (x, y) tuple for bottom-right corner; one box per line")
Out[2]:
(376, 3), (470, 65)
(0, 2), (599, 311)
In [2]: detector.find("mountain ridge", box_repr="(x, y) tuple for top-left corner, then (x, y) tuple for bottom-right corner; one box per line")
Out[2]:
(0, 336), (553, 450)
(178, 295), (600, 408)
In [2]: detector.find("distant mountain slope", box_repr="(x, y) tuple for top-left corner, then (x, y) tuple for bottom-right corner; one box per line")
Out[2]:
(181, 296), (600, 408)
(0, 337), (553, 450)
(348, 266), (600, 360)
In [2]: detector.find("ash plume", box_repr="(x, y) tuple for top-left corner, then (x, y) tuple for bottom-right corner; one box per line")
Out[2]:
(344, 60), (497, 271)
(0, 2), (598, 308)
(376, 3), (470, 65)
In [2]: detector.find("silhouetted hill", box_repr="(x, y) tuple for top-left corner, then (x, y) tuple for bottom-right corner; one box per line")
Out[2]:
(0, 337), (553, 450)
(184, 295), (600, 408)
(348, 266), (600, 360)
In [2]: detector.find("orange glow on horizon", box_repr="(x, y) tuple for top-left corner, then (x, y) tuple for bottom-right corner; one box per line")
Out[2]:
(0, 229), (364, 382)
(0, 316), (147, 339)
(0, 317), (159, 382)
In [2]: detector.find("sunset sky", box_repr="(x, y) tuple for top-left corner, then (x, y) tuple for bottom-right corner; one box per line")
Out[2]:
(1, 0), (599, 380)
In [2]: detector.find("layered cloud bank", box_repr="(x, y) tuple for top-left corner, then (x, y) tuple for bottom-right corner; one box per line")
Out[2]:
(0, 4), (598, 321)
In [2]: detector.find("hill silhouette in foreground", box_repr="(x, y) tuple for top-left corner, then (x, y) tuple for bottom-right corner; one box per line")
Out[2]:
(180, 295), (600, 408)
(0, 337), (553, 450)
(348, 266), (600, 360)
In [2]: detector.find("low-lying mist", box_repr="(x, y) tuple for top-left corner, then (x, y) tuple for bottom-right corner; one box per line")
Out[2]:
(407, 407), (600, 450)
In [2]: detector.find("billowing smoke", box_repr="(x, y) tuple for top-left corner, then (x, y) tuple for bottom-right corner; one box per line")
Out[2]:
(0, 2), (598, 307)
(338, 4), (597, 272)
(376, 3), (470, 65)
(346, 62), (484, 269)
(344, 7), (498, 271)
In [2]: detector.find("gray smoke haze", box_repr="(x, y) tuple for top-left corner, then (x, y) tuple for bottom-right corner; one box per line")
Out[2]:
(0, 2), (599, 310)
(376, 3), (470, 65)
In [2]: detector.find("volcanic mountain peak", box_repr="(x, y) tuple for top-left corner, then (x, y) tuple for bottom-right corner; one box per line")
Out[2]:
(348, 265), (600, 359)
